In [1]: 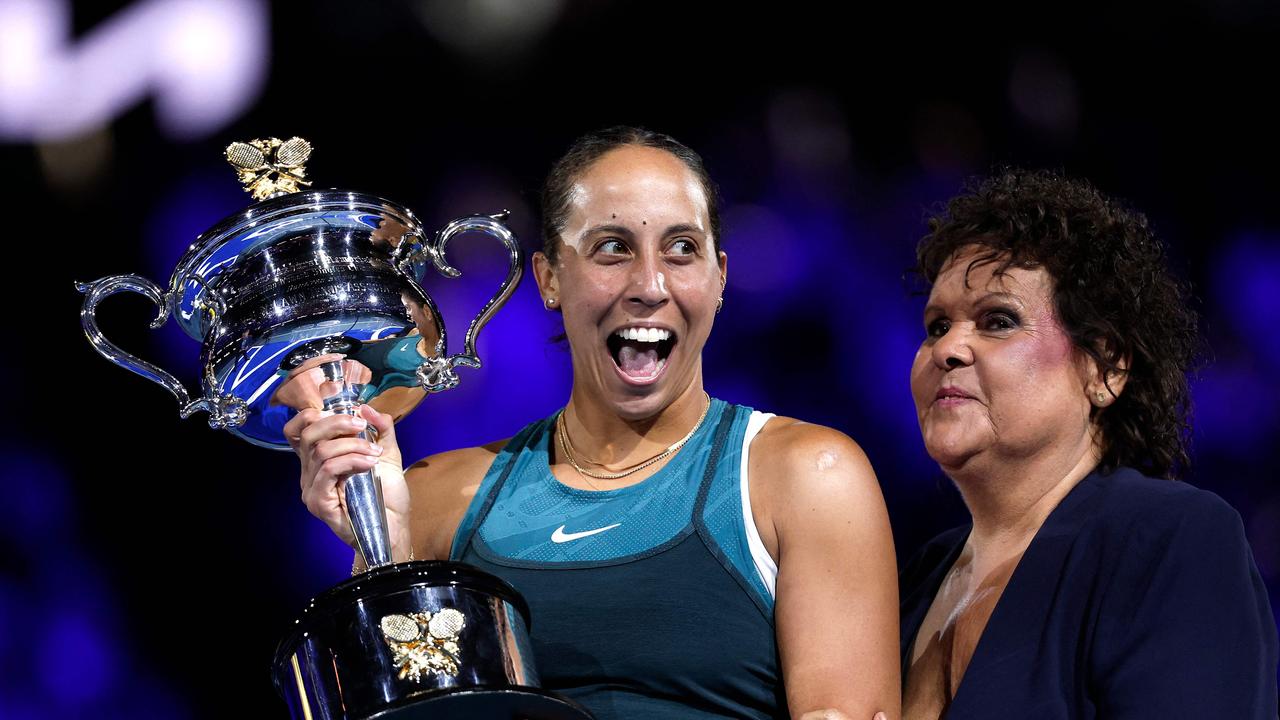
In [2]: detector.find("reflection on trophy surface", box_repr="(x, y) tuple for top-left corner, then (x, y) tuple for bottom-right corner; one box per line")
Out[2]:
(76, 137), (593, 719)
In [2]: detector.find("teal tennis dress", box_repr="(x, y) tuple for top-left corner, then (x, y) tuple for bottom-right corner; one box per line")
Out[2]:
(450, 399), (786, 719)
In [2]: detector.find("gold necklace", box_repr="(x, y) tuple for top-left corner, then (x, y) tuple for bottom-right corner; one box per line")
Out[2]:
(556, 393), (712, 481)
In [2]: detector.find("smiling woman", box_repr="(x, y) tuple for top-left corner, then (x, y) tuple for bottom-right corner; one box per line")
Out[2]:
(900, 169), (1278, 719)
(281, 127), (901, 720)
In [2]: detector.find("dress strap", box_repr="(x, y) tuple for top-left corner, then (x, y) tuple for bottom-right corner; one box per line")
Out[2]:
(693, 403), (775, 620)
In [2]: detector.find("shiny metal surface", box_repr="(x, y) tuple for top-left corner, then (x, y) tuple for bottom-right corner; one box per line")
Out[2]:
(75, 273), (248, 429)
(77, 189), (523, 448)
(274, 562), (592, 720)
(319, 358), (392, 569)
(420, 212), (523, 373)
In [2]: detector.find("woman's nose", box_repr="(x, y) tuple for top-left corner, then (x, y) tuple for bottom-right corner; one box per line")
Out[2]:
(932, 325), (974, 369)
(628, 254), (670, 308)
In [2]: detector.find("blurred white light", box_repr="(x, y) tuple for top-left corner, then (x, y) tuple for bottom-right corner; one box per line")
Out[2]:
(0, 0), (63, 127)
(0, 0), (268, 142)
(415, 0), (563, 64)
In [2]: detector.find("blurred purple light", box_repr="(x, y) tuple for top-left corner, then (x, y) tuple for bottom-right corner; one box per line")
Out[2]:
(1193, 232), (1280, 455)
(1212, 232), (1280, 360)
(0, 449), (71, 544)
(37, 608), (118, 706)
(722, 204), (807, 294)
(1191, 364), (1279, 454)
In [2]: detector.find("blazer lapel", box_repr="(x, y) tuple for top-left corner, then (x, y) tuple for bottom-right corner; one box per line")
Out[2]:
(944, 473), (1106, 716)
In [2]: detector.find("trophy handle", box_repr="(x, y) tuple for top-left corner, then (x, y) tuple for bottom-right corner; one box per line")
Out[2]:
(399, 211), (523, 393)
(430, 210), (524, 368)
(75, 274), (247, 429)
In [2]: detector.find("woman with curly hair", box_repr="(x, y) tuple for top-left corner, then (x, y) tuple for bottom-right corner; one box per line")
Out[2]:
(900, 169), (1278, 718)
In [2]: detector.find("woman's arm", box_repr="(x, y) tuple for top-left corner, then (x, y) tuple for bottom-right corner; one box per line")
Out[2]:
(404, 441), (506, 561)
(751, 419), (901, 720)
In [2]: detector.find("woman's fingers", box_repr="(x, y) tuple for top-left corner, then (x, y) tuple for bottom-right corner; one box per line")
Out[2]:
(312, 435), (383, 461)
(287, 400), (409, 554)
(359, 403), (394, 439)
(313, 453), (380, 488)
(357, 404), (401, 461)
(284, 407), (322, 451)
(299, 425), (384, 496)
(300, 413), (370, 455)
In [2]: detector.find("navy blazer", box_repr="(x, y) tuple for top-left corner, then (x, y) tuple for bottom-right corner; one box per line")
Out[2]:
(900, 467), (1279, 718)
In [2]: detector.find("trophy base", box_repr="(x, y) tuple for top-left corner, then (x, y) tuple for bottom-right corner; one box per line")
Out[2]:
(368, 686), (592, 720)
(275, 561), (593, 720)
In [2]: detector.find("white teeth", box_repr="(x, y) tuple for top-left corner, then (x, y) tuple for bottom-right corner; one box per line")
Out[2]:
(614, 327), (671, 343)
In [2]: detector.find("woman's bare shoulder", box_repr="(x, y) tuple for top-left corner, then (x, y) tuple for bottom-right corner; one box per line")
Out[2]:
(404, 439), (510, 487)
(750, 416), (874, 481)
(748, 415), (882, 521)
(404, 439), (510, 559)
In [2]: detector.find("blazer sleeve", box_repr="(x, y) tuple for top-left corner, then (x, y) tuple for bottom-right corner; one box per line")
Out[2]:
(1091, 491), (1278, 718)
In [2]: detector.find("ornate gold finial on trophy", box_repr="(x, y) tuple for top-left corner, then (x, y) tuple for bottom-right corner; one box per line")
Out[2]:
(224, 136), (314, 200)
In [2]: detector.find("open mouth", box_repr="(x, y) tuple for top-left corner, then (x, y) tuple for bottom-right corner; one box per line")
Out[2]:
(607, 327), (677, 381)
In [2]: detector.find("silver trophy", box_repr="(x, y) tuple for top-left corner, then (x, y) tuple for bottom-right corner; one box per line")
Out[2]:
(76, 137), (591, 719)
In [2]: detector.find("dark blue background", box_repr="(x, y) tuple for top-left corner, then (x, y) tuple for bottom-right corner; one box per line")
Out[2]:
(7, 1), (1279, 716)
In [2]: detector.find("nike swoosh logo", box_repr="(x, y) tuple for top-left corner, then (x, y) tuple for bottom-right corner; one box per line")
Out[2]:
(551, 523), (621, 543)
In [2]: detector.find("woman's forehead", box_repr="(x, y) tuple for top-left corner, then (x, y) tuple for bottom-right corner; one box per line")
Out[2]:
(932, 246), (1054, 302)
(567, 147), (708, 223)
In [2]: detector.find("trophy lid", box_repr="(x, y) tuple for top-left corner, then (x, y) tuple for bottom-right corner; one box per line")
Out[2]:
(78, 135), (521, 451)
(168, 138), (428, 342)
(163, 137), (441, 448)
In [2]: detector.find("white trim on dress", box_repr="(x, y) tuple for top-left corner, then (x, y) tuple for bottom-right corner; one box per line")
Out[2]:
(740, 411), (779, 598)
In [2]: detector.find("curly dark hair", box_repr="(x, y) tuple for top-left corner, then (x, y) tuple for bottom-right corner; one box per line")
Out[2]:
(915, 169), (1199, 479)
(540, 126), (721, 263)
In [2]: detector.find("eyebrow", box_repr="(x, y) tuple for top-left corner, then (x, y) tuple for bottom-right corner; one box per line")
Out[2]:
(577, 222), (707, 241)
(924, 291), (1026, 316)
(578, 223), (634, 241)
(663, 223), (705, 237)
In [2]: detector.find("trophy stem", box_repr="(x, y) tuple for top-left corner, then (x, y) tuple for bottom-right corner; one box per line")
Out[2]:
(319, 360), (394, 569)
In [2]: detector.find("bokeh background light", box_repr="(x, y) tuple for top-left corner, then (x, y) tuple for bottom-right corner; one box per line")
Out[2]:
(5, 0), (1279, 715)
